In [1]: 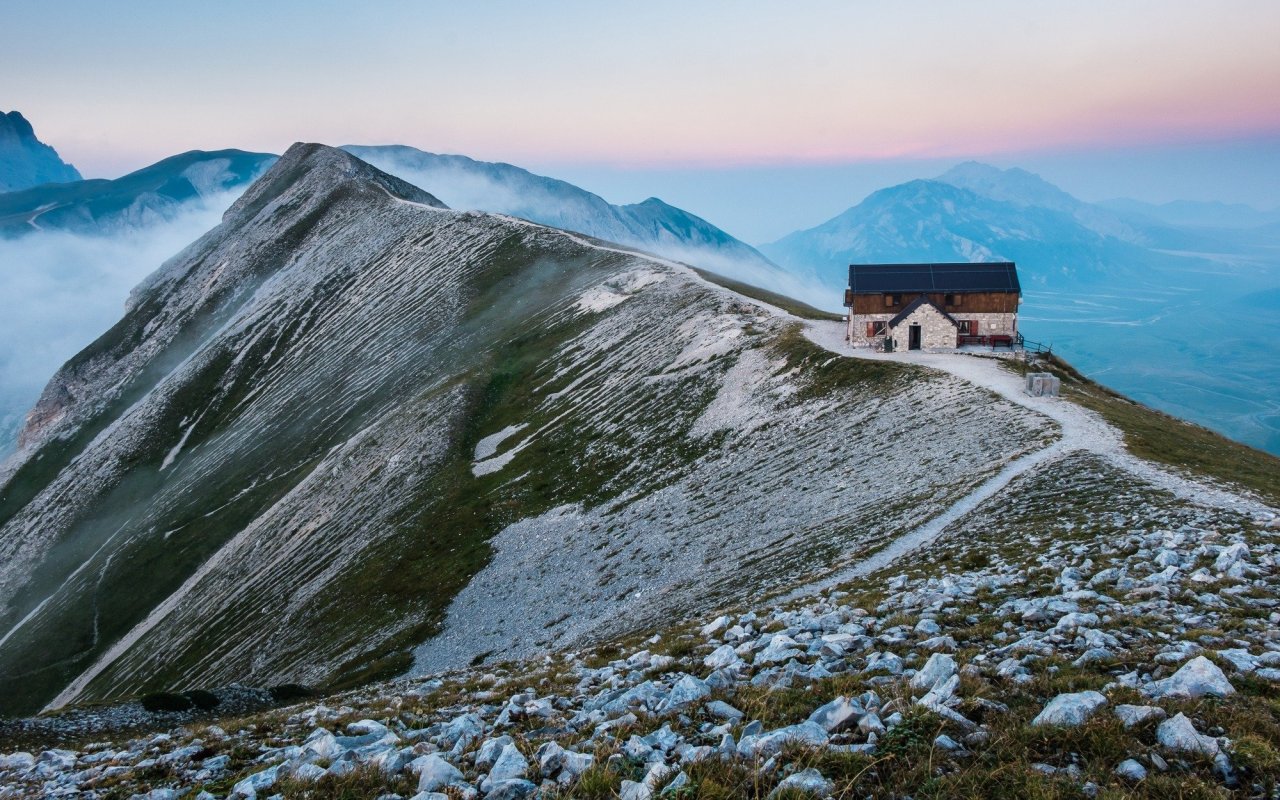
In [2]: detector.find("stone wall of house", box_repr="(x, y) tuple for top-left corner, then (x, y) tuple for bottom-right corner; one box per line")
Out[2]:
(965, 312), (1017, 336)
(847, 312), (896, 347)
(848, 311), (1018, 348)
(889, 303), (958, 350)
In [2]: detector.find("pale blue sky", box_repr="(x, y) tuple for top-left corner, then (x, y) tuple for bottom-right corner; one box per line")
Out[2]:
(4, 0), (1279, 240)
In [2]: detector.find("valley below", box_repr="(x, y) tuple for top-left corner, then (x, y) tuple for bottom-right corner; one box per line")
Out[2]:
(1019, 272), (1280, 457)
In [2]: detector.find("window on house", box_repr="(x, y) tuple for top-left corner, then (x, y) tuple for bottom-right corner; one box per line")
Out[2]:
(958, 320), (978, 335)
(865, 320), (888, 337)
(944, 293), (956, 306)
(951, 294), (962, 307)
(883, 294), (893, 308)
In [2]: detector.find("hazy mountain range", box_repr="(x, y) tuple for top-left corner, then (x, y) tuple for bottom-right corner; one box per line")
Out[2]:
(343, 145), (818, 305)
(1098, 196), (1280, 230)
(0, 149), (276, 236)
(759, 161), (1255, 290)
(0, 110), (81, 193)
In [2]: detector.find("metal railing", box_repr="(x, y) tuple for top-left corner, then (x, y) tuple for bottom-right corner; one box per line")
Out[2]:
(1016, 332), (1052, 355)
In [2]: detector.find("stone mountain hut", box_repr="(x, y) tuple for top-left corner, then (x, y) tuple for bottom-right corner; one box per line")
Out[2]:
(844, 262), (1021, 351)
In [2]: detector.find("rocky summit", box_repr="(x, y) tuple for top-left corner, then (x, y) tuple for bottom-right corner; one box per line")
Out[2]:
(1, 144), (1279, 799)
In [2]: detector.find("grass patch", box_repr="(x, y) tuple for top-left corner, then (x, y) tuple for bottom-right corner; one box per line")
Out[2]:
(274, 763), (417, 799)
(1034, 353), (1280, 505)
(692, 268), (843, 321)
(769, 323), (917, 402)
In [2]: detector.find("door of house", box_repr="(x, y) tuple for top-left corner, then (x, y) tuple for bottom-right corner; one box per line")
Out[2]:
(909, 325), (922, 350)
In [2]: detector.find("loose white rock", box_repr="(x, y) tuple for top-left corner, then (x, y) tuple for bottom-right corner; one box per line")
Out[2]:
(1031, 691), (1108, 728)
(1114, 704), (1166, 728)
(703, 644), (741, 670)
(665, 675), (711, 709)
(1156, 713), (1219, 757)
(409, 753), (464, 793)
(1114, 759), (1147, 782)
(480, 743), (529, 792)
(771, 767), (833, 796)
(910, 652), (957, 691)
(1143, 656), (1235, 699)
(807, 696), (859, 732)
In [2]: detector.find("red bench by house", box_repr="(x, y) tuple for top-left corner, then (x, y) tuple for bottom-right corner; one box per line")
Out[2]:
(959, 334), (1015, 349)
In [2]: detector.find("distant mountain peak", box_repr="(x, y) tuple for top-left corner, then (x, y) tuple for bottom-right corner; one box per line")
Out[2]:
(0, 110), (37, 140)
(0, 109), (82, 192)
(936, 161), (1078, 212)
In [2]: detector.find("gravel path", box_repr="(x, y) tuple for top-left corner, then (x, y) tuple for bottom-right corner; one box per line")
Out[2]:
(786, 320), (1277, 597)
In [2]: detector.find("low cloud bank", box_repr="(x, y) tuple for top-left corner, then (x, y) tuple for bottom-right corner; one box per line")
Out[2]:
(0, 193), (239, 455)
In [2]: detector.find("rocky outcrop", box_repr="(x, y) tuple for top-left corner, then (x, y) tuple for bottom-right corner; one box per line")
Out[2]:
(0, 110), (80, 193)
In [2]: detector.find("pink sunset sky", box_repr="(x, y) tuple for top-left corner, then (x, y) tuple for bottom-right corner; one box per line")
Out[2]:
(3, 0), (1278, 238)
(4, 2), (1276, 168)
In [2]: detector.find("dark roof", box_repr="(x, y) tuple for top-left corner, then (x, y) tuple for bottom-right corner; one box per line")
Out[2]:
(848, 262), (1019, 294)
(887, 294), (959, 329)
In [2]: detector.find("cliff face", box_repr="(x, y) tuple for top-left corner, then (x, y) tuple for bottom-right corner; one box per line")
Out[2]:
(0, 144), (1052, 716)
(0, 110), (81, 193)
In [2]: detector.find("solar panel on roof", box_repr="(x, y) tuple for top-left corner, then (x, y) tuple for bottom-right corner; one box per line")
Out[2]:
(847, 262), (1020, 293)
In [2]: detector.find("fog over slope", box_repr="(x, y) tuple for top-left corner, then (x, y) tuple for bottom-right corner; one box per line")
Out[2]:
(0, 149), (276, 237)
(0, 190), (250, 456)
(344, 144), (831, 309)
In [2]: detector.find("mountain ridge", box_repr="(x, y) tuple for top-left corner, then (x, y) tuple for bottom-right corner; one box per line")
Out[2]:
(342, 144), (825, 307)
(0, 143), (1044, 717)
(1098, 196), (1280, 230)
(759, 176), (1170, 287)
